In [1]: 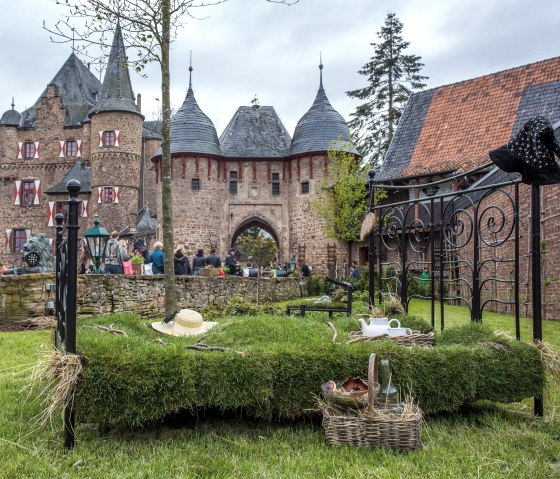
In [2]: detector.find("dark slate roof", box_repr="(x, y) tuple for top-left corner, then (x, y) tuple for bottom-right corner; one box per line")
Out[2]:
(219, 105), (292, 158)
(136, 207), (157, 234)
(20, 53), (102, 127)
(156, 86), (222, 157)
(376, 89), (436, 181)
(0, 107), (22, 126)
(143, 120), (162, 139)
(45, 162), (92, 194)
(88, 24), (141, 117)
(377, 57), (560, 181)
(290, 70), (359, 157)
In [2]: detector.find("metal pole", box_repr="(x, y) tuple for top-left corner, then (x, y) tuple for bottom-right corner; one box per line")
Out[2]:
(64, 179), (81, 448)
(54, 213), (65, 351)
(367, 169), (376, 307)
(531, 184), (543, 417)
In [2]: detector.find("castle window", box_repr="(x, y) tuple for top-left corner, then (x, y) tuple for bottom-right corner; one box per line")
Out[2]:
(103, 131), (116, 147)
(21, 181), (35, 207)
(301, 181), (310, 194)
(66, 140), (78, 157)
(55, 201), (83, 223)
(229, 171), (238, 195)
(191, 178), (200, 191)
(23, 142), (35, 159)
(103, 187), (114, 204)
(272, 173), (280, 196)
(12, 229), (26, 253)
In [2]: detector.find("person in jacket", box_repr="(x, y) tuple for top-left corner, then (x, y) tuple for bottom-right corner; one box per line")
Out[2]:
(104, 231), (128, 274)
(192, 248), (206, 275)
(150, 242), (165, 274)
(132, 239), (151, 263)
(206, 248), (221, 268)
(174, 247), (191, 276)
(224, 248), (239, 275)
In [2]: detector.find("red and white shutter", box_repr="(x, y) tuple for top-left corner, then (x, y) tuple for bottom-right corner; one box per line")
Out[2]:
(98, 187), (102, 204)
(48, 201), (55, 227)
(114, 130), (121, 147)
(33, 180), (41, 205)
(25, 229), (32, 240)
(59, 141), (65, 157)
(82, 200), (88, 217)
(99, 131), (104, 147)
(5, 229), (12, 253)
(76, 140), (82, 157)
(114, 186), (120, 204)
(34, 142), (40, 159)
(14, 180), (21, 205)
(17, 142), (23, 159)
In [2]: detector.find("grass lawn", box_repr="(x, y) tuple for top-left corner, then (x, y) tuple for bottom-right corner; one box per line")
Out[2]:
(1, 300), (559, 478)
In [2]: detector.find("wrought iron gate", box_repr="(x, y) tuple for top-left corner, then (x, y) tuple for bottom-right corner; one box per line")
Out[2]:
(54, 179), (81, 448)
(367, 169), (543, 416)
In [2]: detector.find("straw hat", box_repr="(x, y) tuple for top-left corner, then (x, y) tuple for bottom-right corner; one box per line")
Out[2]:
(151, 309), (217, 337)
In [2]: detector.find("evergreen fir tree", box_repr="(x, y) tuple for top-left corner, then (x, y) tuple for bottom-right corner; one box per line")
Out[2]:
(347, 12), (427, 168)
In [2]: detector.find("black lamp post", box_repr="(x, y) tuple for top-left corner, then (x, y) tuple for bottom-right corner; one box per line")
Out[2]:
(84, 216), (109, 273)
(367, 169), (377, 307)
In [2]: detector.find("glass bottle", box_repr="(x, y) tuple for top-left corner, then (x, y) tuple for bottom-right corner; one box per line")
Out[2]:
(378, 358), (400, 410)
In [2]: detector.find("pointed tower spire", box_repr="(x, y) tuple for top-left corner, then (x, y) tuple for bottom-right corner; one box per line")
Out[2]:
(319, 52), (324, 90)
(188, 51), (193, 90)
(11, 97), (15, 110)
(88, 22), (141, 117)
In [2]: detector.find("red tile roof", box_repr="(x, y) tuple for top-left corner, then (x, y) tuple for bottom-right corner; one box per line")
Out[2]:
(401, 57), (560, 178)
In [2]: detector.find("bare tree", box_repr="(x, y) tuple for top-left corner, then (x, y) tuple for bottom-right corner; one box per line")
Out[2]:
(46, 0), (297, 316)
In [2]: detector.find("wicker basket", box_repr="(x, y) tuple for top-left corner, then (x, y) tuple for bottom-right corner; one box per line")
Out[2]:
(348, 331), (434, 348)
(320, 353), (422, 449)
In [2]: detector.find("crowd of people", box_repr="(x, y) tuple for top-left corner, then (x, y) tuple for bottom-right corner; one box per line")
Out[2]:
(79, 235), (314, 278)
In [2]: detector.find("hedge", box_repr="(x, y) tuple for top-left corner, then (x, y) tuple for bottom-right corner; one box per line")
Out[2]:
(74, 313), (545, 428)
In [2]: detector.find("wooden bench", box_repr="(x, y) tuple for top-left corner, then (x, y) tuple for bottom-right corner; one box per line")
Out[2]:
(286, 278), (353, 318)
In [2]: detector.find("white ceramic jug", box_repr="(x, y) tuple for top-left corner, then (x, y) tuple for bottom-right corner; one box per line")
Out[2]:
(359, 317), (390, 336)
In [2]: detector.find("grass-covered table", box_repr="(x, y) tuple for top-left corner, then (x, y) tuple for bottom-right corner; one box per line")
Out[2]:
(74, 312), (545, 428)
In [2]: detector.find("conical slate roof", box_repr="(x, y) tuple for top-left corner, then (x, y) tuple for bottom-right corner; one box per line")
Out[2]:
(157, 75), (221, 157)
(88, 24), (141, 117)
(0, 105), (21, 126)
(45, 162), (92, 194)
(20, 53), (102, 127)
(290, 65), (359, 156)
(220, 105), (291, 158)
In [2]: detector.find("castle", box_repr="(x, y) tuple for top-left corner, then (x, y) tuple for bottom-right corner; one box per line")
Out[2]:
(0, 26), (362, 274)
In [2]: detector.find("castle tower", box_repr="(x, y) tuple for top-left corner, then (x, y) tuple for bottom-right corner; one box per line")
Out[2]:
(289, 60), (360, 274)
(152, 62), (223, 253)
(88, 24), (144, 232)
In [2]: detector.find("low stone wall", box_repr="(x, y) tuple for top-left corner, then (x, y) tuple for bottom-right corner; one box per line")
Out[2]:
(0, 273), (302, 323)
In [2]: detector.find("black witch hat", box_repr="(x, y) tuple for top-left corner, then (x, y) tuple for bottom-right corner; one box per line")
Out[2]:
(489, 116), (560, 185)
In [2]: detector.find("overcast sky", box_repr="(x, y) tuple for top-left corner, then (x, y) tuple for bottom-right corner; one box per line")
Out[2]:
(1, 0), (558, 135)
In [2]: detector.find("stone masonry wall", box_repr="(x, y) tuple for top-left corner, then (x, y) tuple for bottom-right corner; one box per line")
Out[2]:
(0, 273), (302, 324)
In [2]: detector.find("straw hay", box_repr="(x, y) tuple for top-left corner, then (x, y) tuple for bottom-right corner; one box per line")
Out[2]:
(27, 350), (84, 425)
(535, 340), (560, 383)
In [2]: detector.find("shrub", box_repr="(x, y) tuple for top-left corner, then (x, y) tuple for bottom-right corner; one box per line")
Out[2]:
(306, 276), (328, 296)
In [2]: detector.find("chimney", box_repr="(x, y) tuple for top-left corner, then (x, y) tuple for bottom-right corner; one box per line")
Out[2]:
(137, 93), (142, 113)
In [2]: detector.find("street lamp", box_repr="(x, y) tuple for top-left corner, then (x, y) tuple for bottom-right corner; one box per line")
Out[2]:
(84, 216), (110, 273)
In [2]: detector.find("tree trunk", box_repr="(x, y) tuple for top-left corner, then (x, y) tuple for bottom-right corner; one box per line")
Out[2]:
(160, 0), (177, 316)
(348, 240), (353, 275)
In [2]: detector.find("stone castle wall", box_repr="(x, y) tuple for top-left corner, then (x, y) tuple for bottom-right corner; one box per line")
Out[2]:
(0, 273), (302, 323)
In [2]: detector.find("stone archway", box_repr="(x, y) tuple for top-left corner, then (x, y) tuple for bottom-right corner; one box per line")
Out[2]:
(231, 217), (280, 251)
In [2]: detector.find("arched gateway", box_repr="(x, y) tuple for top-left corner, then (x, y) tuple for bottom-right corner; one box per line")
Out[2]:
(230, 216), (281, 258)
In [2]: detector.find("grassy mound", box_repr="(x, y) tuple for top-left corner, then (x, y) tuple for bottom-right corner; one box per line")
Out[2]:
(74, 313), (545, 428)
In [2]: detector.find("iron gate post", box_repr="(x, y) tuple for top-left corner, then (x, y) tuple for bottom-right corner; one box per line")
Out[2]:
(531, 184), (543, 417)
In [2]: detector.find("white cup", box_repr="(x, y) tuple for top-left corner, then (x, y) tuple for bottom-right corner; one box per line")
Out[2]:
(387, 318), (412, 336)
(387, 327), (412, 337)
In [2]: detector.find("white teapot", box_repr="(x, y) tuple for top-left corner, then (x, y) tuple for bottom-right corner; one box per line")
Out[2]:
(359, 317), (391, 337)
